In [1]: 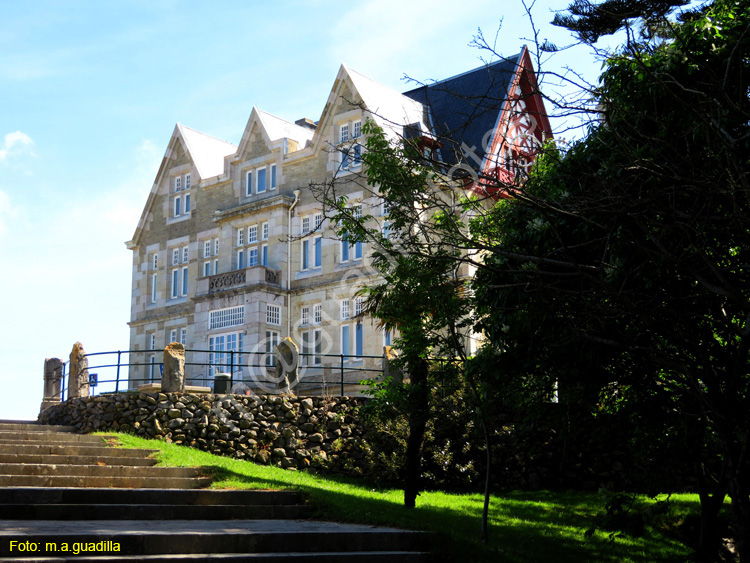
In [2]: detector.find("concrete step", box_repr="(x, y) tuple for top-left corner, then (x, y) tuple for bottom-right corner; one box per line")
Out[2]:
(0, 432), (115, 444)
(1, 444), (159, 458)
(0, 423), (75, 432)
(0, 552), (427, 562)
(0, 520), (430, 559)
(0, 463), (204, 478)
(0, 454), (158, 466)
(0, 488), (304, 506)
(0, 503), (311, 520)
(0, 475), (212, 488)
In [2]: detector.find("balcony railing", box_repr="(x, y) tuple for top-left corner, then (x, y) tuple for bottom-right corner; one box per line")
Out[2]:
(197, 266), (282, 296)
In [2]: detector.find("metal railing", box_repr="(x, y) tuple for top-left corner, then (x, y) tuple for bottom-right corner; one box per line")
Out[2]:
(55, 347), (386, 399)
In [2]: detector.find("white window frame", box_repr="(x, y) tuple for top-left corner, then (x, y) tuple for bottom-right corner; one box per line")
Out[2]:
(209, 331), (244, 376)
(339, 123), (349, 143)
(182, 246), (189, 263)
(203, 261), (211, 277)
(301, 306), (309, 326)
(265, 330), (279, 367)
(302, 216), (310, 235)
(170, 329), (177, 344)
(270, 164), (277, 190)
(248, 246), (258, 266)
(173, 196), (181, 217)
(180, 328), (187, 346)
(314, 213), (323, 230)
(181, 266), (188, 296)
(214, 238), (219, 256)
(248, 225), (258, 243)
(266, 303), (281, 326)
(261, 222), (269, 241)
(184, 193), (191, 214)
(184, 173), (191, 190)
(237, 228), (244, 247)
(301, 328), (322, 366)
(352, 120), (362, 139)
(209, 305), (245, 330)
(355, 296), (364, 317)
(171, 269), (179, 299)
(152, 253), (158, 270)
(313, 303), (322, 324)
(151, 273), (157, 303)
(236, 249), (245, 270)
(257, 166), (267, 193)
(174, 176), (181, 192)
(204, 241), (211, 258)
(340, 299), (350, 320)
(172, 249), (180, 266)
(246, 170), (253, 196)
(261, 244), (268, 266)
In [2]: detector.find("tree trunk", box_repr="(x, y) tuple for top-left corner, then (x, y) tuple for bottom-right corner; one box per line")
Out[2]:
(404, 357), (430, 508)
(694, 463), (727, 562)
(728, 476), (750, 563)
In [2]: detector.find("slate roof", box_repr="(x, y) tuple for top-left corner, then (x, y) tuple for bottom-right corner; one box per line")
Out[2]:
(402, 51), (522, 168)
(177, 123), (237, 179)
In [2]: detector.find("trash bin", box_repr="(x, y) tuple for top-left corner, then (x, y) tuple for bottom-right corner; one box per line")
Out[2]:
(214, 373), (231, 394)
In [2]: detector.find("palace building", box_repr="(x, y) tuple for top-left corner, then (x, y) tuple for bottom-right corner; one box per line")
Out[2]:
(125, 46), (551, 394)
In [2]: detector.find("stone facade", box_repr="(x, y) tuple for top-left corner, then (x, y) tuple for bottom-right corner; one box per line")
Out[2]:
(125, 51), (552, 395)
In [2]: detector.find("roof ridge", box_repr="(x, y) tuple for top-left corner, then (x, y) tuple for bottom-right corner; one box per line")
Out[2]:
(402, 50), (523, 95)
(177, 122), (237, 147)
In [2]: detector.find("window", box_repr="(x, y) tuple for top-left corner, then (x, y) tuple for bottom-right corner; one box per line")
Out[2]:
(182, 246), (189, 263)
(148, 356), (156, 382)
(261, 222), (269, 240)
(352, 120), (362, 139)
(237, 249), (245, 269)
(249, 247), (258, 266)
(355, 296), (364, 316)
(172, 249), (180, 266)
(313, 303), (322, 324)
(209, 305), (244, 330)
(203, 261), (211, 277)
(171, 269), (179, 299)
(257, 167), (267, 193)
(355, 322), (363, 359)
(265, 330), (279, 366)
(267, 304), (281, 325)
(302, 328), (322, 366)
(340, 299), (350, 320)
(149, 333), (156, 350)
(381, 199), (389, 216)
(352, 204), (362, 219)
(383, 221), (390, 239)
(152, 253), (158, 270)
(209, 332), (244, 376)
(301, 306), (309, 326)
(270, 164), (277, 190)
(246, 170), (253, 196)
(339, 124), (349, 143)
(302, 216), (310, 235)
(180, 328), (187, 346)
(185, 193), (191, 213)
(181, 266), (188, 296)
(301, 236), (322, 270)
(214, 258), (219, 275)
(151, 273), (157, 303)
(203, 241), (211, 258)
(173, 196), (181, 217)
(314, 213), (323, 230)
(261, 244), (268, 266)
(170, 329), (177, 344)
(341, 144), (361, 171)
(214, 238), (219, 255)
(341, 325), (350, 358)
(174, 177), (181, 192)
(185, 174), (191, 190)
(384, 329), (392, 347)
(248, 225), (258, 243)
(340, 233), (362, 263)
(237, 228), (244, 246)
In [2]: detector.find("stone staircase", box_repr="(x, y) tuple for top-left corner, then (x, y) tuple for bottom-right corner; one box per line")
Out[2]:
(0, 420), (429, 562)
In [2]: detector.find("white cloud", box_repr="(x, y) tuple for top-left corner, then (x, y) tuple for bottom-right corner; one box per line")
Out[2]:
(0, 131), (36, 161)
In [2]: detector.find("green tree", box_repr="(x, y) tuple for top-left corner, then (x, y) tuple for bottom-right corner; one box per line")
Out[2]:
(473, 0), (750, 559)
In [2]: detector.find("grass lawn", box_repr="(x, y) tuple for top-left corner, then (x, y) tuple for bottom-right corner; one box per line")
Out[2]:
(110, 432), (698, 563)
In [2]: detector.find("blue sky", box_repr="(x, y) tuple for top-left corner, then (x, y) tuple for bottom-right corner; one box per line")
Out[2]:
(0, 0), (607, 420)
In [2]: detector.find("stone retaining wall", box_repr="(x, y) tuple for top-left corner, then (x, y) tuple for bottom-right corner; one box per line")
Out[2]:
(39, 392), (367, 470)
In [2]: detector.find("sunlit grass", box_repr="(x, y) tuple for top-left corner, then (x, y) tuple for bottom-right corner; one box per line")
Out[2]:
(109, 432), (697, 563)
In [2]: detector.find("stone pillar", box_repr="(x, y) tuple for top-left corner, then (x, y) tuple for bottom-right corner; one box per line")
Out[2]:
(275, 337), (299, 394)
(39, 358), (63, 416)
(162, 342), (186, 393)
(383, 346), (402, 383)
(68, 342), (90, 399)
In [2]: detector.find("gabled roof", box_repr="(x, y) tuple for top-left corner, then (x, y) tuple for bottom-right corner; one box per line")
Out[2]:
(257, 109), (315, 146)
(402, 51), (523, 167)
(177, 123), (237, 179)
(344, 65), (429, 139)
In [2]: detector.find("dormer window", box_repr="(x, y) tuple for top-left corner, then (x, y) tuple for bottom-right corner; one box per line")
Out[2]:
(352, 120), (362, 139)
(339, 124), (349, 143)
(174, 177), (181, 192)
(185, 174), (191, 190)
(246, 164), (276, 196)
